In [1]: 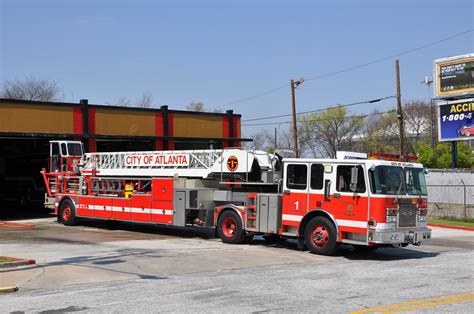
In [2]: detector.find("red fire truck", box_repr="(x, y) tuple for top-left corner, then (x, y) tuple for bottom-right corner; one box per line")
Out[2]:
(41, 141), (431, 255)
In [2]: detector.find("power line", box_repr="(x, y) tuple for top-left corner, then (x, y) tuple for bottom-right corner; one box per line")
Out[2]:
(210, 29), (473, 110)
(305, 29), (473, 82)
(242, 95), (395, 122)
(242, 104), (426, 127)
(209, 85), (288, 110)
(242, 109), (396, 127)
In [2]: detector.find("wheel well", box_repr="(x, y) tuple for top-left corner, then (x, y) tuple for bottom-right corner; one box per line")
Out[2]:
(298, 210), (338, 239)
(58, 196), (75, 211)
(216, 206), (244, 226)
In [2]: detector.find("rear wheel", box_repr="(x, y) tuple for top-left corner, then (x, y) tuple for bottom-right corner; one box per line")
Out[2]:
(304, 216), (337, 255)
(59, 199), (77, 226)
(217, 210), (246, 244)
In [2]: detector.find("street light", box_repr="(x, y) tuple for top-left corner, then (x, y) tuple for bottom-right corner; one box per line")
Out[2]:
(291, 77), (304, 157)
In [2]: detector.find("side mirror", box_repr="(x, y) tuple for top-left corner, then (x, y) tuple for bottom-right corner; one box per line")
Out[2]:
(350, 166), (358, 192)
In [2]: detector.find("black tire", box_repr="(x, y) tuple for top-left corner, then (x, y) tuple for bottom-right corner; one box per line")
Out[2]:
(304, 216), (338, 256)
(217, 210), (246, 244)
(352, 244), (378, 252)
(58, 198), (77, 226)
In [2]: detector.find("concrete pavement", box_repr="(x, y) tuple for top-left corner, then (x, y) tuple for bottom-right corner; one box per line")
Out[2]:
(1, 218), (473, 312)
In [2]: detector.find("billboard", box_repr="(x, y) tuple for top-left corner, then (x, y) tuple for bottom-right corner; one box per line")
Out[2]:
(434, 54), (474, 98)
(438, 98), (474, 141)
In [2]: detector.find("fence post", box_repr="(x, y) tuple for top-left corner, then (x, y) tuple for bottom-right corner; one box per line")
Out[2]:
(460, 179), (467, 222)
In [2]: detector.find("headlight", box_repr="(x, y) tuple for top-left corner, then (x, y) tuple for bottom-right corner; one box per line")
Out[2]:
(386, 216), (397, 223)
(418, 215), (427, 222)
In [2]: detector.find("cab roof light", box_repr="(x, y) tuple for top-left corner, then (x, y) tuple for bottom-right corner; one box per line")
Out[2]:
(369, 153), (418, 162)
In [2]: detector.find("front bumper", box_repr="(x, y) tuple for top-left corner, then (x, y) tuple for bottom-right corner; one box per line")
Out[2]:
(369, 227), (431, 245)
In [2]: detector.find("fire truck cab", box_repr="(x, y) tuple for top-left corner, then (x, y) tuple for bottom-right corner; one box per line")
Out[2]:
(275, 152), (431, 254)
(41, 142), (431, 256)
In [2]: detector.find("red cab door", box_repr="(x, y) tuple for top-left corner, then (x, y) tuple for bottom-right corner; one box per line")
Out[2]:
(281, 163), (309, 229)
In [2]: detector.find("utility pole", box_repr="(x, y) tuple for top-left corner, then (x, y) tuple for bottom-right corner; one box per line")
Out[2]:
(274, 127), (278, 149)
(396, 60), (405, 157)
(290, 77), (304, 158)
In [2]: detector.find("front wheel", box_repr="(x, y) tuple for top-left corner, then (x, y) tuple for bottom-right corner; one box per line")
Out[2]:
(217, 210), (246, 244)
(304, 216), (338, 255)
(59, 199), (77, 226)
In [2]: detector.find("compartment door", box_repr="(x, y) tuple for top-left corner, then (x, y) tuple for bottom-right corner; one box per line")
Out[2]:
(173, 191), (186, 226)
(131, 194), (152, 222)
(258, 195), (269, 232)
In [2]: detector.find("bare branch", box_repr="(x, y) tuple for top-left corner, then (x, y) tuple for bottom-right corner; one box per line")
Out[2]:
(187, 101), (205, 112)
(136, 92), (153, 108)
(1, 76), (60, 101)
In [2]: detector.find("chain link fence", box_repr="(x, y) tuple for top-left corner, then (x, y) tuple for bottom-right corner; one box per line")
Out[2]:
(426, 169), (474, 220)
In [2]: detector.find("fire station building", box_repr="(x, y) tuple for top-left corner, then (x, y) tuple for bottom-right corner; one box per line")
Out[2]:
(0, 98), (246, 209)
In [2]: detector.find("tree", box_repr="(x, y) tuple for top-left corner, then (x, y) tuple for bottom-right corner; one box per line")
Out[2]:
(107, 92), (154, 108)
(404, 100), (432, 154)
(357, 100), (432, 156)
(186, 101), (223, 113)
(242, 130), (274, 151)
(1, 76), (60, 101)
(359, 110), (399, 155)
(136, 92), (153, 108)
(416, 142), (474, 169)
(301, 106), (363, 158)
(187, 101), (205, 112)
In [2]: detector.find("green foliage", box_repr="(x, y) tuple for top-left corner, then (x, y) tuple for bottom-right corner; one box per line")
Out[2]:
(266, 146), (276, 154)
(416, 142), (474, 169)
(302, 105), (363, 157)
(429, 218), (474, 228)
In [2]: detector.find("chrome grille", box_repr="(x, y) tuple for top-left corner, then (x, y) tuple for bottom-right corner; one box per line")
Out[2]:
(398, 202), (417, 228)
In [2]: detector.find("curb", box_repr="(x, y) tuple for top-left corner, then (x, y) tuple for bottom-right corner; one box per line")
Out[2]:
(0, 221), (35, 229)
(0, 256), (36, 269)
(428, 223), (474, 232)
(0, 286), (19, 294)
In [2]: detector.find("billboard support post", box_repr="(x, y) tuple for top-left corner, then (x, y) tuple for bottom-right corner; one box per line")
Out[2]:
(451, 141), (457, 168)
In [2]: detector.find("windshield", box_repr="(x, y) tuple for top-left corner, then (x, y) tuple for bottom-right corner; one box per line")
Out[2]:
(67, 143), (83, 156)
(370, 166), (406, 195)
(370, 166), (427, 196)
(405, 167), (428, 196)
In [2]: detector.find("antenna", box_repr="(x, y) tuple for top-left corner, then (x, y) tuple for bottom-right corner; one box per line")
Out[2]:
(421, 76), (433, 86)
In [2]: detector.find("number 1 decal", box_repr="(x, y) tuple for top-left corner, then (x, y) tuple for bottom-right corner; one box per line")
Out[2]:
(294, 201), (299, 210)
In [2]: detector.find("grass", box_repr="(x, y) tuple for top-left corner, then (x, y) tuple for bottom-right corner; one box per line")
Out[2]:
(0, 257), (15, 263)
(429, 217), (474, 229)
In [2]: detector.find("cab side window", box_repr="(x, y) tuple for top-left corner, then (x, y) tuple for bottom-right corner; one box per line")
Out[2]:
(336, 165), (366, 193)
(60, 143), (67, 156)
(286, 164), (307, 190)
(310, 164), (324, 190)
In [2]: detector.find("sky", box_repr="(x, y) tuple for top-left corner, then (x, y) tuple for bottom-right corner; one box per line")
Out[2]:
(1, 0), (473, 136)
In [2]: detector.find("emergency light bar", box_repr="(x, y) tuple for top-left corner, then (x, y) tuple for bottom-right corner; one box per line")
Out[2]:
(369, 153), (418, 162)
